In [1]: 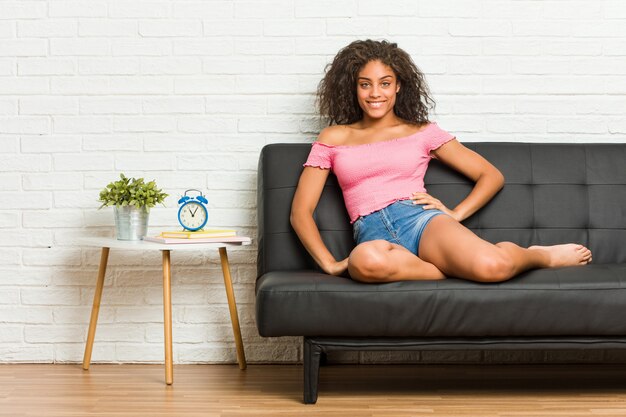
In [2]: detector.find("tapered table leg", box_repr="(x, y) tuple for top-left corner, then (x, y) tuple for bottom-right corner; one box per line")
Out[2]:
(219, 247), (247, 370)
(83, 247), (110, 370)
(162, 250), (174, 385)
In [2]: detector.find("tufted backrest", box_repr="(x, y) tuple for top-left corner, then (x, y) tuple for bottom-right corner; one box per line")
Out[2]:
(257, 143), (626, 278)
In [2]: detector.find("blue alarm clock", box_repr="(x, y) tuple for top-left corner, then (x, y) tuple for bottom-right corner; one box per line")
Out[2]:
(177, 189), (208, 231)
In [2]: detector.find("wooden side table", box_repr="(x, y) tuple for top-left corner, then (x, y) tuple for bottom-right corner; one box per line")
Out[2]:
(79, 236), (251, 385)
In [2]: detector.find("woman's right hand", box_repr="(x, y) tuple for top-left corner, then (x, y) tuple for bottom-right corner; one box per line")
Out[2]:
(322, 257), (349, 276)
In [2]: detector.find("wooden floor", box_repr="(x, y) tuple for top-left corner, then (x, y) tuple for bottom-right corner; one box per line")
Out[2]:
(2, 363), (626, 416)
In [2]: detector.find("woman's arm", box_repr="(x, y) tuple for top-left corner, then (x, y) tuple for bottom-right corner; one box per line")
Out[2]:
(291, 166), (349, 276)
(415, 139), (504, 222)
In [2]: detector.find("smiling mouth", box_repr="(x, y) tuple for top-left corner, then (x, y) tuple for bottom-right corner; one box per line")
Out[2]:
(367, 101), (386, 109)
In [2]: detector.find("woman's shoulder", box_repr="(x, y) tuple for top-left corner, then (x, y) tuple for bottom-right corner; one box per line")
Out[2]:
(316, 125), (353, 146)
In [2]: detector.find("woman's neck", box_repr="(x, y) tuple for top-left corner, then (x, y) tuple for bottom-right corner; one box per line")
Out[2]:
(357, 114), (405, 131)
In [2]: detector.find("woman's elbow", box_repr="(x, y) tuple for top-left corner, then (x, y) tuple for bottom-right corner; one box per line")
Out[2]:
(493, 168), (505, 190)
(289, 209), (298, 229)
(290, 208), (308, 230)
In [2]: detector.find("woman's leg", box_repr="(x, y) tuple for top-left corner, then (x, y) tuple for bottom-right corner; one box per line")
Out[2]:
(348, 240), (446, 283)
(418, 215), (592, 283)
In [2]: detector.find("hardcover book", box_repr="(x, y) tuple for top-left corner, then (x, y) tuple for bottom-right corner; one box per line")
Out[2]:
(143, 235), (250, 244)
(160, 229), (237, 239)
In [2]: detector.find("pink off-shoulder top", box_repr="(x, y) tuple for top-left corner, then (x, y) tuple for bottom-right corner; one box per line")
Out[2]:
(303, 122), (455, 223)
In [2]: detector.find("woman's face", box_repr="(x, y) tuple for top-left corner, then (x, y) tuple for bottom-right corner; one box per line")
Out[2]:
(356, 60), (400, 122)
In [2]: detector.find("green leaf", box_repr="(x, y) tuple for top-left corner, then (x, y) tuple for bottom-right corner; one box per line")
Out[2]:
(98, 173), (168, 209)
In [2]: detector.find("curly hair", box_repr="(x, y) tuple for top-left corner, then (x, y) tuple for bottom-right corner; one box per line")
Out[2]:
(317, 39), (435, 126)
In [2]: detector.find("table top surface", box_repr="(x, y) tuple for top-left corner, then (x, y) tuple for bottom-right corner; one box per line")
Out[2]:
(79, 236), (252, 251)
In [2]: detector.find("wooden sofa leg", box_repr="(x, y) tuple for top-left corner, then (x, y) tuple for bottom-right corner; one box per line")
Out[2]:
(303, 338), (323, 404)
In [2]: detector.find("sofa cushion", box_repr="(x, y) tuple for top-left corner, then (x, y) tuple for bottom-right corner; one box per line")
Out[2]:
(256, 264), (626, 337)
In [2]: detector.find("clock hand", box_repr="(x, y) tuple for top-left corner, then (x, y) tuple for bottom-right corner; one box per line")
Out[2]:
(190, 207), (198, 217)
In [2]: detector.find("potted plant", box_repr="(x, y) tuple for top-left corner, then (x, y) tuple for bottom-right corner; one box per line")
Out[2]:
(99, 174), (168, 240)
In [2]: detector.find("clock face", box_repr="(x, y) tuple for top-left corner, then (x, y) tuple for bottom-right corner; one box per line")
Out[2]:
(178, 201), (207, 230)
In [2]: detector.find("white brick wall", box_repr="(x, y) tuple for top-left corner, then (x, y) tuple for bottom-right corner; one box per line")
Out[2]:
(1, 0), (625, 365)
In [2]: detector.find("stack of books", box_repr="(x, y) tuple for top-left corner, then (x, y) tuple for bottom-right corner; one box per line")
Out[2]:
(143, 229), (249, 244)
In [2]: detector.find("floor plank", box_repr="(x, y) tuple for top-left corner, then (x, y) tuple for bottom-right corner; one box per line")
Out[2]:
(1, 364), (626, 416)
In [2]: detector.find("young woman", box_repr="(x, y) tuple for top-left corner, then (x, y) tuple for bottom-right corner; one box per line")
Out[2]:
(290, 39), (592, 283)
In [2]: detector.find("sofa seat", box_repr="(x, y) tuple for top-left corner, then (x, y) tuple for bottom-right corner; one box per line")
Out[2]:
(257, 264), (626, 338)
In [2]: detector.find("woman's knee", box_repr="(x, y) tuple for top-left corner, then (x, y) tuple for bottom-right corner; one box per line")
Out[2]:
(471, 250), (515, 283)
(348, 240), (394, 283)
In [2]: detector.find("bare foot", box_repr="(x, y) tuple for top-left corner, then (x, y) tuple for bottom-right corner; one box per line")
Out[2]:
(529, 244), (592, 268)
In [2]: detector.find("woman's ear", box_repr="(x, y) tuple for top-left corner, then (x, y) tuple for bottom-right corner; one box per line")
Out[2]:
(396, 80), (401, 93)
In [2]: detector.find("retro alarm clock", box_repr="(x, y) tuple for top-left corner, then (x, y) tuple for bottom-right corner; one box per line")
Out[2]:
(177, 189), (208, 231)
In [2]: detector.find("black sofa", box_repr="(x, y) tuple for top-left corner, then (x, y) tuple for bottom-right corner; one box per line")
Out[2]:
(255, 142), (626, 404)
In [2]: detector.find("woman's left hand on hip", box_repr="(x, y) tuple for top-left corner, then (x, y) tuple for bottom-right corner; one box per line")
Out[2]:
(411, 192), (461, 221)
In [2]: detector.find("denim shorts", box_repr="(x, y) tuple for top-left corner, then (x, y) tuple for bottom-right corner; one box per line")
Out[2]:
(352, 200), (446, 257)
